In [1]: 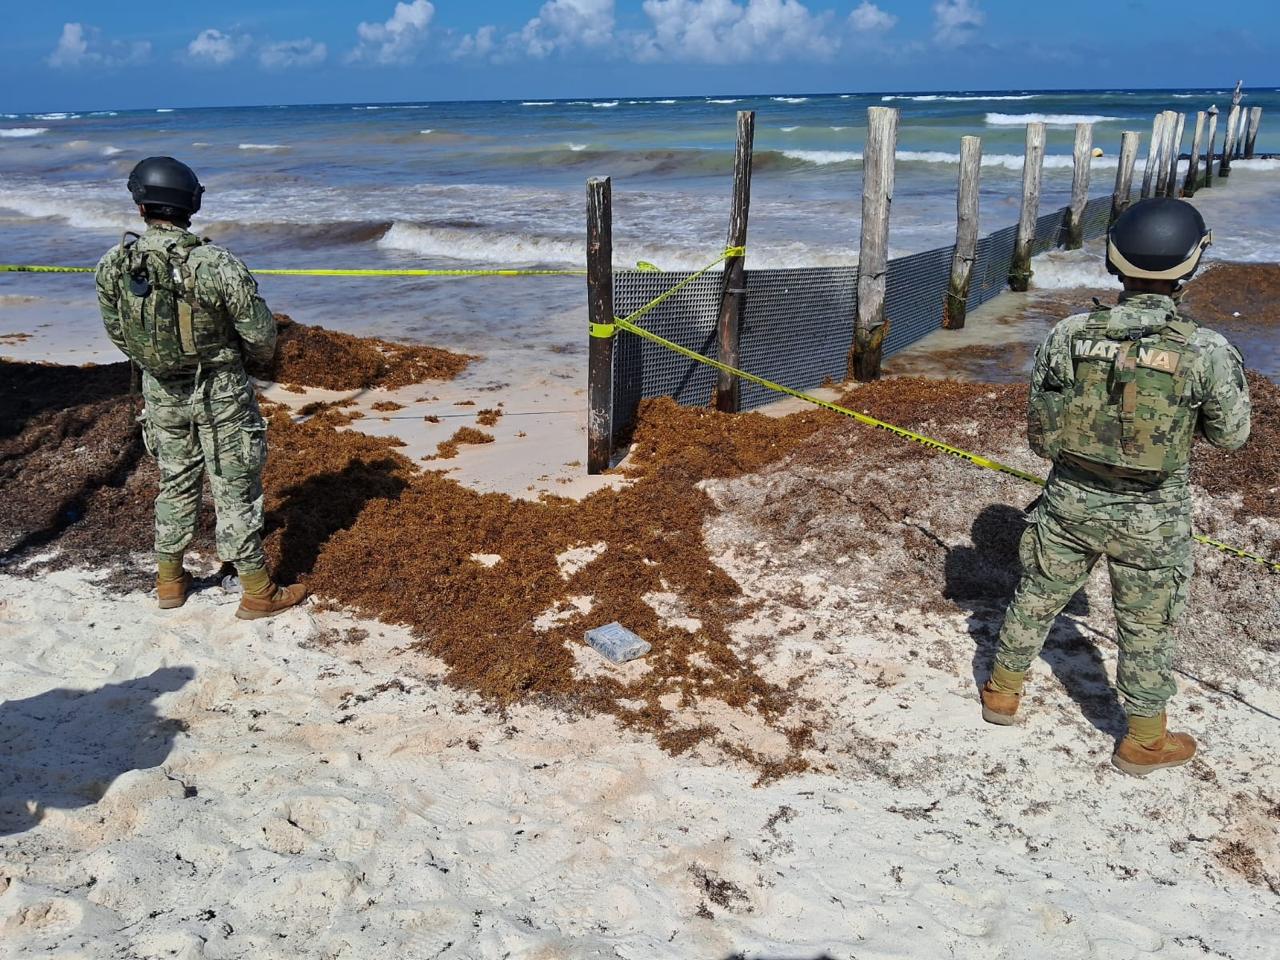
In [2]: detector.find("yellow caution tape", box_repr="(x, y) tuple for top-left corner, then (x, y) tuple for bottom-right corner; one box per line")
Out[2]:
(613, 294), (1280, 575)
(0, 264), (585, 278)
(590, 322), (616, 339)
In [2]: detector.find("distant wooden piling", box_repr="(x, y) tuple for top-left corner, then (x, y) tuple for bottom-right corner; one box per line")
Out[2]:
(1065, 123), (1093, 249)
(1183, 111), (1206, 197)
(1164, 112), (1185, 198)
(715, 110), (754, 413)
(1140, 113), (1165, 198)
(1244, 106), (1262, 159)
(586, 177), (614, 475)
(944, 135), (982, 329)
(1111, 131), (1140, 224)
(1009, 121), (1045, 292)
(850, 106), (898, 381)
(1203, 106), (1219, 188)
(1221, 104), (1241, 177)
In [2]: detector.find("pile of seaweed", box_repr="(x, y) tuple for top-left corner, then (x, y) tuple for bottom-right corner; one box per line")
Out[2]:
(2, 348), (1277, 774)
(254, 315), (475, 390)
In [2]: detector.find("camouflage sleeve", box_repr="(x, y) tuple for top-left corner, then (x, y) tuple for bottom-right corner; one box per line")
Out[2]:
(214, 250), (277, 366)
(1025, 319), (1077, 460)
(1197, 338), (1251, 450)
(95, 247), (128, 356)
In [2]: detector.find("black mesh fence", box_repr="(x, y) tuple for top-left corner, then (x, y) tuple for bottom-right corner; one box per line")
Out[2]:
(610, 193), (1113, 447)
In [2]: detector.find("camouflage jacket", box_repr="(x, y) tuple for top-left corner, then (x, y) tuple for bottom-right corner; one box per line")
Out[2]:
(1027, 292), (1251, 516)
(97, 222), (276, 379)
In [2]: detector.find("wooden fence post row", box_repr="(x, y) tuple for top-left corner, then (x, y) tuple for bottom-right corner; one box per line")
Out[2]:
(943, 135), (982, 330)
(586, 177), (614, 475)
(1008, 121), (1045, 292)
(715, 110), (755, 413)
(850, 106), (898, 382)
(1221, 104), (1241, 178)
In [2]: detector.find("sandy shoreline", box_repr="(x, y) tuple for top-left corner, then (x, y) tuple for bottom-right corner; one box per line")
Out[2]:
(3, 264), (1279, 956)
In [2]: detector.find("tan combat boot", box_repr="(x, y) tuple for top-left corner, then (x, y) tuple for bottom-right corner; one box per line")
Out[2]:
(980, 664), (1025, 726)
(235, 569), (309, 620)
(157, 559), (193, 610)
(1112, 713), (1197, 777)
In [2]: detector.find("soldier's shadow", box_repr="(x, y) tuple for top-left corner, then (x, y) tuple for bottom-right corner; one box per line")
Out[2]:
(945, 503), (1128, 740)
(0, 666), (195, 837)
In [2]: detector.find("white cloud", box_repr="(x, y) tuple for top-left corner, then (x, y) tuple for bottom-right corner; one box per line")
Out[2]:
(187, 29), (251, 66)
(454, 25), (498, 59)
(259, 38), (328, 70)
(518, 0), (615, 58)
(351, 0), (436, 64)
(48, 23), (151, 69)
(636, 0), (836, 64)
(932, 0), (984, 47)
(849, 1), (897, 33)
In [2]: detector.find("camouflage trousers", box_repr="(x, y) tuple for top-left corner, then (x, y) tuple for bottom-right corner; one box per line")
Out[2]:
(994, 504), (1193, 717)
(140, 367), (268, 574)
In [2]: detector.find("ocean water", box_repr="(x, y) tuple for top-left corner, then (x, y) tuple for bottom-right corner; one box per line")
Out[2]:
(1, 88), (1278, 362)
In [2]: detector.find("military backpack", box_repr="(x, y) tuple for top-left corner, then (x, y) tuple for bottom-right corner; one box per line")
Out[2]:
(1037, 303), (1200, 476)
(114, 231), (232, 378)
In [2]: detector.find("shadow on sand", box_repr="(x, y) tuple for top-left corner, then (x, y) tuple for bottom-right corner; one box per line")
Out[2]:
(0, 666), (195, 837)
(944, 503), (1127, 740)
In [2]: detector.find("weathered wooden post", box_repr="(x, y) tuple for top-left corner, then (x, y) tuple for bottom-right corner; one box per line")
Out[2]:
(1009, 121), (1045, 292)
(1164, 112), (1185, 198)
(1221, 104), (1241, 177)
(586, 177), (614, 474)
(1244, 106), (1263, 159)
(1203, 106), (1219, 188)
(1111, 131), (1140, 224)
(1140, 113), (1165, 198)
(1066, 123), (1093, 249)
(944, 135), (981, 329)
(1154, 111), (1178, 197)
(1183, 111), (1207, 197)
(850, 106), (898, 381)
(1232, 82), (1246, 158)
(714, 110), (754, 413)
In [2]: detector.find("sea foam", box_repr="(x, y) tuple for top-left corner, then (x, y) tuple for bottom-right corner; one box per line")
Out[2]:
(0, 128), (48, 138)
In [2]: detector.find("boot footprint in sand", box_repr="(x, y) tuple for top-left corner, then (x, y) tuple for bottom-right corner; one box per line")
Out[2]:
(235, 569), (309, 621)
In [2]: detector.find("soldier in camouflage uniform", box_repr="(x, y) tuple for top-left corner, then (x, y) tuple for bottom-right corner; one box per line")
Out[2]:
(96, 157), (307, 619)
(980, 198), (1251, 777)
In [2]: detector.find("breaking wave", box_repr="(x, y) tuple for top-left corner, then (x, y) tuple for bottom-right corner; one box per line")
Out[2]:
(883, 94), (1037, 102)
(239, 143), (289, 151)
(0, 128), (48, 138)
(986, 113), (1129, 126)
(706, 98), (741, 104)
(771, 97), (809, 104)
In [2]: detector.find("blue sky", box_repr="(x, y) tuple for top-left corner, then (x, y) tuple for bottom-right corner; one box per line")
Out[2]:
(1, 1), (1275, 112)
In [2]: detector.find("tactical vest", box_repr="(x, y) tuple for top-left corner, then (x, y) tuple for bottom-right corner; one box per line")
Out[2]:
(1056, 306), (1200, 476)
(116, 231), (232, 378)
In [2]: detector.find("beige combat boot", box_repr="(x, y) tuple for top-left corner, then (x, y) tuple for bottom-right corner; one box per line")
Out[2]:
(980, 664), (1025, 725)
(235, 569), (308, 620)
(1112, 712), (1197, 777)
(157, 558), (193, 610)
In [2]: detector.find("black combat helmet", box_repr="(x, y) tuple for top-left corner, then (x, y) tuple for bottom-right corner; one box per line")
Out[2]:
(1106, 197), (1212, 283)
(127, 156), (205, 214)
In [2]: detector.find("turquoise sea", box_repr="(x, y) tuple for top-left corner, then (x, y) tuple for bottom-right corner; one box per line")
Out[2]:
(2, 88), (1278, 361)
